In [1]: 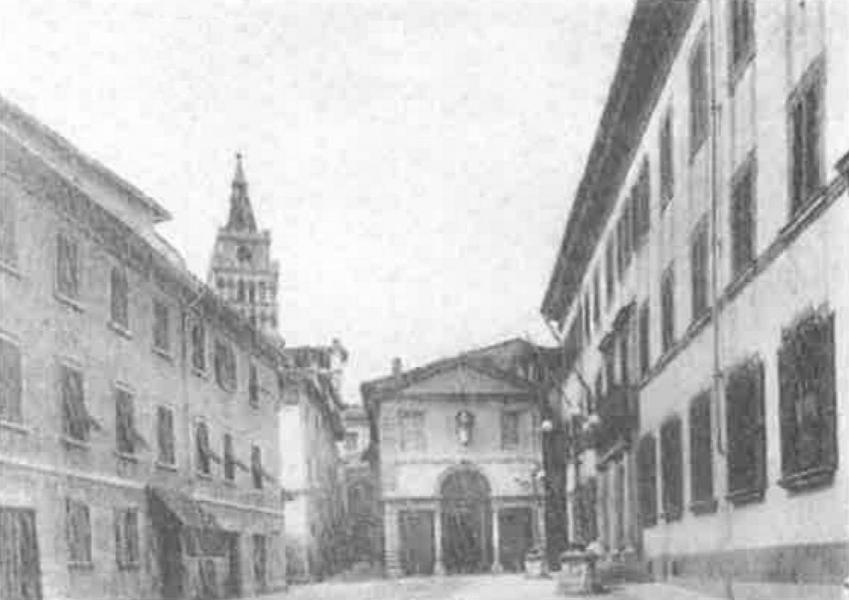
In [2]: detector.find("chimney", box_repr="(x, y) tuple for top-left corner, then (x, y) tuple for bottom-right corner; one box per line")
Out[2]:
(391, 357), (403, 377)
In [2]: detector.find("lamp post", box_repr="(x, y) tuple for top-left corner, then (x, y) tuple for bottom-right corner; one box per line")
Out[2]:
(537, 418), (554, 572)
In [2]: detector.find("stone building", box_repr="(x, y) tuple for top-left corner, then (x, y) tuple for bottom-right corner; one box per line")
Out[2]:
(207, 154), (280, 336)
(541, 0), (849, 594)
(361, 339), (557, 578)
(0, 96), (288, 599)
(278, 343), (348, 582)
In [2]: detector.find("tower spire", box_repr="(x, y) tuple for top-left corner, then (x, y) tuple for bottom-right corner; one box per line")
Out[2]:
(226, 151), (257, 232)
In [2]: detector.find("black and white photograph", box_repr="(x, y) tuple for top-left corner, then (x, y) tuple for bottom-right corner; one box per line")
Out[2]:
(0, 1), (847, 599)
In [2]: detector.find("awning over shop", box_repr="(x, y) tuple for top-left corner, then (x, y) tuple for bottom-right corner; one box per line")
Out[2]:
(147, 485), (219, 530)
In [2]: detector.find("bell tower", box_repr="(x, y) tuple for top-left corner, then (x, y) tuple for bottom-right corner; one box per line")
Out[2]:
(208, 153), (280, 334)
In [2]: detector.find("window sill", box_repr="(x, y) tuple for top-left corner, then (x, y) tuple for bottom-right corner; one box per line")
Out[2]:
(156, 461), (178, 472)
(0, 260), (22, 279)
(223, 479), (237, 488)
(0, 419), (30, 435)
(152, 347), (174, 362)
(192, 366), (208, 379)
(117, 562), (140, 571)
(778, 464), (835, 493)
(68, 561), (94, 571)
(726, 486), (765, 507)
(115, 450), (140, 463)
(108, 320), (133, 339)
(61, 436), (90, 450)
(55, 292), (84, 313)
(661, 508), (682, 523)
(689, 497), (718, 516)
(196, 471), (213, 480)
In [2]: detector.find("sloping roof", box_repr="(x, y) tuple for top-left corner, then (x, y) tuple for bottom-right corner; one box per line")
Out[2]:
(540, 0), (699, 323)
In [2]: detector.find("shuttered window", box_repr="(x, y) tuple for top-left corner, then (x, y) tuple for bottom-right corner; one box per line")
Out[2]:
(731, 157), (756, 277)
(660, 264), (675, 353)
(157, 406), (175, 466)
(56, 233), (80, 300)
(730, 0), (754, 73)
(66, 499), (92, 565)
(224, 433), (235, 482)
(789, 61), (824, 215)
(0, 507), (41, 600)
(196, 421), (212, 475)
(214, 340), (237, 391)
(251, 445), (263, 490)
(637, 434), (658, 528)
(660, 109), (674, 209)
(689, 37), (709, 156)
(152, 300), (170, 352)
(253, 534), (267, 591)
(399, 411), (426, 452)
(778, 310), (837, 491)
(0, 194), (17, 267)
(191, 321), (206, 372)
(638, 301), (650, 376)
(689, 391), (716, 513)
(60, 365), (99, 442)
(635, 159), (651, 244)
(501, 411), (520, 450)
(725, 357), (767, 504)
(109, 268), (129, 329)
(660, 417), (683, 522)
(605, 238), (615, 303)
(249, 364), (259, 408)
(114, 508), (139, 569)
(690, 218), (709, 321)
(0, 338), (22, 423)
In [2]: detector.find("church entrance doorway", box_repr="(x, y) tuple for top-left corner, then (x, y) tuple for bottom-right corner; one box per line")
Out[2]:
(440, 468), (492, 574)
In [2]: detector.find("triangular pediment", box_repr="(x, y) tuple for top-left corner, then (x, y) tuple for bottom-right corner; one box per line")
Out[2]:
(398, 362), (531, 396)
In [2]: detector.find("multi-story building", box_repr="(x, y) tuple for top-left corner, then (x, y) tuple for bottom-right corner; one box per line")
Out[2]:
(541, 0), (849, 595)
(278, 343), (347, 582)
(361, 339), (559, 578)
(207, 154), (280, 336)
(338, 404), (382, 568)
(0, 96), (287, 599)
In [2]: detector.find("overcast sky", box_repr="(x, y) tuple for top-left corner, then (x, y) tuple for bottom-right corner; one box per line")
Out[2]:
(0, 0), (632, 402)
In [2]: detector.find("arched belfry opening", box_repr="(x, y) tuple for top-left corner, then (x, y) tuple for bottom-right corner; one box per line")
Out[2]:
(439, 466), (492, 574)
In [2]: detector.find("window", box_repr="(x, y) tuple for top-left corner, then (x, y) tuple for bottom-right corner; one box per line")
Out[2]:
(725, 357), (766, 504)
(660, 416), (683, 522)
(152, 300), (170, 353)
(660, 109), (674, 208)
(660, 264), (675, 353)
(115, 387), (146, 455)
(56, 232), (80, 300)
(237, 280), (246, 302)
(253, 534), (267, 591)
(249, 364), (259, 408)
(0, 507), (40, 598)
(249, 282), (256, 305)
(66, 499), (92, 565)
(251, 445), (263, 489)
(605, 238), (615, 303)
(629, 188), (639, 252)
(789, 60), (824, 215)
(635, 159), (651, 243)
(729, 0), (754, 74)
(196, 421), (212, 475)
(592, 270), (600, 327)
(344, 431), (359, 452)
(501, 411), (520, 450)
(690, 218), (709, 321)
(731, 156), (756, 277)
(60, 365), (99, 442)
(616, 215), (626, 279)
(637, 434), (658, 528)
(110, 268), (129, 330)
(114, 508), (139, 569)
(689, 391), (716, 513)
(157, 406), (175, 466)
(224, 433), (235, 482)
(689, 37), (709, 156)
(583, 293), (591, 340)
(191, 321), (206, 372)
(214, 340), (237, 391)
(0, 194), (17, 266)
(622, 202), (633, 268)
(777, 309), (837, 490)
(399, 411), (426, 452)
(638, 301), (650, 376)
(0, 337), (22, 423)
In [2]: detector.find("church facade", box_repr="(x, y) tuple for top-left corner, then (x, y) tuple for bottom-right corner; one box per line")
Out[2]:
(361, 340), (551, 577)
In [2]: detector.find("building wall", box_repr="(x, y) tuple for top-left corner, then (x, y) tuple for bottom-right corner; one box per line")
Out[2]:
(549, 0), (849, 586)
(0, 117), (286, 598)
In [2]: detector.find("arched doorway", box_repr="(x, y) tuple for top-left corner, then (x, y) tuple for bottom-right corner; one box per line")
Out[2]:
(440, 467), (492, 574)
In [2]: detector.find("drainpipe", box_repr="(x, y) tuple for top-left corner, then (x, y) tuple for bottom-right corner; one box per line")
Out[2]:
(706, 0), (734, 597)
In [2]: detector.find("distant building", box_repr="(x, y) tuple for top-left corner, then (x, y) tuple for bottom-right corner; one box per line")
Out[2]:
(207, 154), (280, 336)
(338, 404), (382, 567)
(541, 0), (849, 593)
(361, 339), (560, 578)
(278, 343), (348, 582)
(0, 96), (287, 599)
